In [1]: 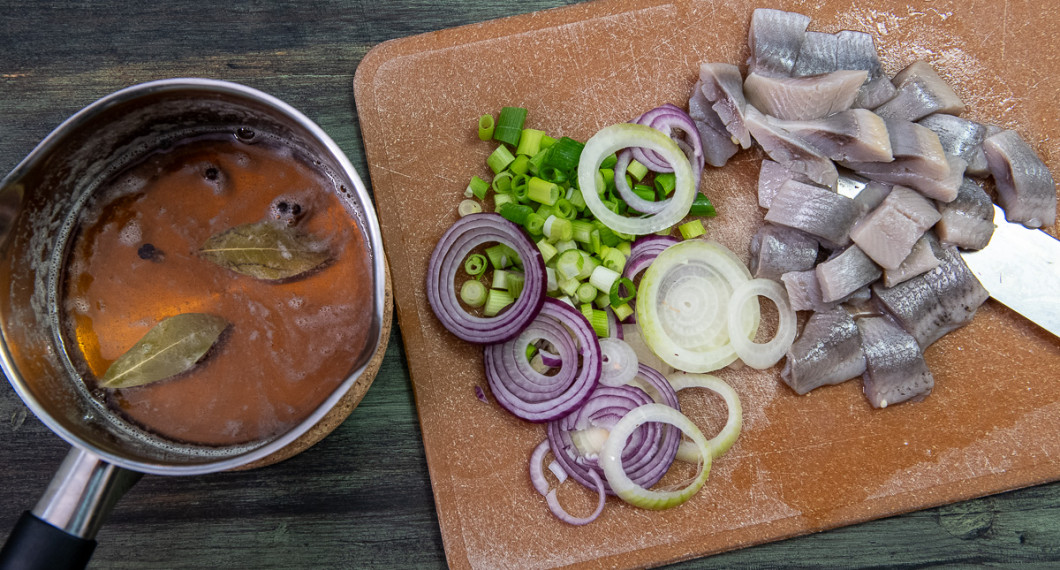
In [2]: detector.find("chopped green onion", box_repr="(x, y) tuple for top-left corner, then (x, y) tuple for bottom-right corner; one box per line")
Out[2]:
(536, 238), (558, 263)
(493, 106), (528, 147)
(487, 145), (516, 174)
(483, 289), (515, 317)
(611, 302), (634, 322)
(499, 202), (533, 225)
(506, 271), (525, 297)
(654, 172), (676, 198)
(626, 159), (649, 182)
(493, 193), (514, 212)
(464, 253), (487, 276)
(589, 265), (620, 295)
(554, 249), (585, 281)
(594, 289), (611, 309)
(467, 175), (489, 200)
(551, 198), (576, 220)
(460, 280), (488, 307)
(690, 194), (717, 217)
(491, 171), (513, 194)
(524, 213), (545, 236)
(536, 204), (554, 219)
(570, 219), (595, 243)
(575, 282), (597, 304)
(632, 184), (655, 205)
(477, 114), (495, 141)
(539, 166), (568, 185)
(545, 267), (558, 292)
(554, 239), (578, 253)
(598, 168), (615, 190)
(544, 137), (585, 171)
(511, 174), (530, 201)
(527, 177), (560, 206)
(540, 134), (557, 149)
(600, 153), (618, 169)
(543, 215), (573, 242)
(527, 147), (550, 176)
(485, 243), (519, 269)
(567, 187), (586, 211)
(492, 269), (512, 290)
(516, 128), (546, 157)
(509, 154), (530, 175)
(600, 246), (627, 274)
(558, 277), (581, 297)
(609, 277), (636, 306)
(579, 303), (594, 323)
(589, 308), (610, 338)
(679, 219), (706, 239)
(526, 344), (538, 360)
(616, 240), (632, 258)
(457, 199), (482, 217)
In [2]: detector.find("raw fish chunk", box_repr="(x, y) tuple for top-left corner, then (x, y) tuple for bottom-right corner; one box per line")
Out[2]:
(760, 109), (894, 163)
(874, 61), (965, 122)
(698, 63), (752, 148)
(781, 269), (826, 312)
(834, 30), (896, 109)
(744, 70), (868, 121)
(935, 177), (996, 250)
(917, 113), (987, 168)
(689, 79), (740, 167)
(883, 234), (940, 287)
(745, 107), (839, 187)
(885, 119), (950, 179)
(872, 238), (989, 348)
(781, 306), (866, 394)
(765, 179), (860, 246)
(757, 159), (806, 208)
(849, 185), (941, 269)
(793, 32), (838, 76)
(749, 223), (819, 279)
(748, 8), (810, 76)
(816, 245), (882, 302)
(983, 130), (1057, 228)
(852, 180), (892, 215)
(857, 316), (934, 408)
(845, 154), (966, 202)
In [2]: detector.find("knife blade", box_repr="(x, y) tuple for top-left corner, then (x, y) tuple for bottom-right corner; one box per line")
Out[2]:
(960, 204), (1060, 337)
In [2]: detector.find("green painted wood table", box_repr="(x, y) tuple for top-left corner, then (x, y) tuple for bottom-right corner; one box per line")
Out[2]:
(1, 1), (1058, 568)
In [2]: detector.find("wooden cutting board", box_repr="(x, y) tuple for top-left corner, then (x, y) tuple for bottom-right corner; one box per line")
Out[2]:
(353, 0), (1060, 567)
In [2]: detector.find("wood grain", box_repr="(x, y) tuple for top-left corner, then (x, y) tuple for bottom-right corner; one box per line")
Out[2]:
(0, 1), (1059, 569)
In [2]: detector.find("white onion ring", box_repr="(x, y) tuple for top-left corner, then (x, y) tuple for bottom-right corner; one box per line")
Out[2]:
(598, 338), (639, 387)
(726, 278), (796, 370)
(635, 240), (759, 373)
(600, 403), (711, 510)
(577, 123), (696, 235)
(667, 372), (742, 461)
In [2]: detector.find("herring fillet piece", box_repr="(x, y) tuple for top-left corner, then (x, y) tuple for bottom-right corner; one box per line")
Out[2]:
(983, 130), (1058, 228)
(960, 204), (1060, 338)
(781, 306), (866, 395)
(748, 8), (810, 76)
(857, 315), (935, 408)
(744, 70), (868, 121)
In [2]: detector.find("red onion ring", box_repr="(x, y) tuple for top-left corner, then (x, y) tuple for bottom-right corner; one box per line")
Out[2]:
(630, 104), (706, 184)
(484, 298), (601, 422)
(546, 364), (680, 495)
(530, 440), (606, 525)
(624, 235), (680, 282)
(426, 213), (545, 343)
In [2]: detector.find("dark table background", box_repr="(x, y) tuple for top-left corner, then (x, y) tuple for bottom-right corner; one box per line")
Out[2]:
(1, 1), (1058, 568)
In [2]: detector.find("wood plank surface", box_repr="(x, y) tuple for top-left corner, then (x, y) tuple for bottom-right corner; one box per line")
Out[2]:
(0, 1), (1058, 568)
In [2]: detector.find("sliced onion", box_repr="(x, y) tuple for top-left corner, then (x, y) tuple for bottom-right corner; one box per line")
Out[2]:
(426, 213), (545, 343)
(726, 278), (797, 370)
(635, 239), (760, 373)
(630, 104), (705, 186)
(577, 123), (696, 235)
(598, 338), (639, 387)
(484, 298), (600, 422)
(613, 149), (667, 215)
(600, 403), (711, 510)
(623, 235), (680, 282)
(530, 440), (606, 526)
(667, 372), (742, 461)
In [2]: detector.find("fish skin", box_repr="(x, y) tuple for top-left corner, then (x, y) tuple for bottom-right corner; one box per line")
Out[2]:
(698, 63), (752, 148)
(744, 70), (868, 121)
(781, 305), (866, 395)
(762, 109), (894, 163)
(935, 177), (996, 250)
(748, 8), (811, 76)
(749, 223), (820, 279)
(793, 31), (838, 77)
(781, 268), (827, 312)
(689, 79), (740, 167)
(874, 61), (966, 122)
(983, 129), (1058, 228)
(764, 179), (860, 246)
(844, 154), (967, 202)
(917, 113), (987, 167)
(816, 244), (882, 303)
(883, 233), (941, 287)
(871, 237), (989, 349)
(857, 315), (934, 408)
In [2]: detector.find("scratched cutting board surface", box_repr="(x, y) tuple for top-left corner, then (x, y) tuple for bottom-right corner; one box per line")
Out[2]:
(353, 0), (1060, 568)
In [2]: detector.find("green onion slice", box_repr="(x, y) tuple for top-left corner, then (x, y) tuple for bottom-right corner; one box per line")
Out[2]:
(494, 106), (528, 147)
(463, 253), (487, 276)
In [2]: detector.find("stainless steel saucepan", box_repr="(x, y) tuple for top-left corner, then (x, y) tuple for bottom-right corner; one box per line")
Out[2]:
(0, 79), (387, 569)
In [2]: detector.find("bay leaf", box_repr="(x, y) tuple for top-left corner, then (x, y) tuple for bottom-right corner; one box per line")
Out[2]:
(100, 313), (230, 389)
(199, 220), (330, 281)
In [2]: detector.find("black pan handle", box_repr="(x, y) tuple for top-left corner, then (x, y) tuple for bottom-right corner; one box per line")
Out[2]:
(0, 512), (96, 570)
(0, 447), (142, 570)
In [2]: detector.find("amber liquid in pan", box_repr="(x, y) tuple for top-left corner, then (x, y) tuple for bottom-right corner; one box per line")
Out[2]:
(62, 134), (373, 446)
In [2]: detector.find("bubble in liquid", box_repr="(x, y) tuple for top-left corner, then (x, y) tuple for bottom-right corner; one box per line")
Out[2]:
(288, 296), (305, 310)
(118, 220), (142, 247)
(235, 127), (256, 142)
(268, 195), (306, 226)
